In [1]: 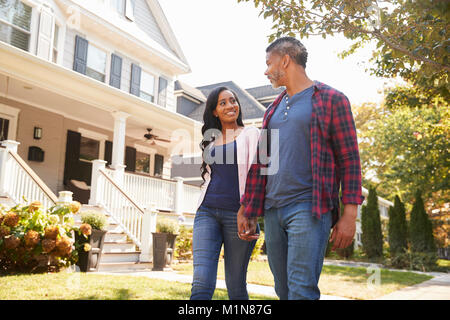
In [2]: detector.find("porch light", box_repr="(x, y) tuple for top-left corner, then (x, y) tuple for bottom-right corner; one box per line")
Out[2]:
(33, 127), (42, 139)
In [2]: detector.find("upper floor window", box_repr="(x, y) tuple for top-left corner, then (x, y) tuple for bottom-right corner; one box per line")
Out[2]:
(52, 23), (59, 63)
(86, 44), (107, 82)
(0, 0), (32, 52)
(140, 70), (155, 103)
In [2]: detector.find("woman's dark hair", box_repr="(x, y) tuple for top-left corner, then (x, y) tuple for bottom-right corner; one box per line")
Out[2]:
(199, 86), (244, 185)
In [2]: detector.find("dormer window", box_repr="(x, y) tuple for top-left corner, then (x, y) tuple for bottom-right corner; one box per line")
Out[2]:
(0, 0), (32, 52)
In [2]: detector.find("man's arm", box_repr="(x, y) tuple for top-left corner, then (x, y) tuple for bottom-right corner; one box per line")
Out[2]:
(329, 93), (364, 249)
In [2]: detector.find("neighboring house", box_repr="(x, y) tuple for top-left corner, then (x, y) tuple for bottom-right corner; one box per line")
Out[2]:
(173, 81), (393, 247)
(0, 0), (202, 201)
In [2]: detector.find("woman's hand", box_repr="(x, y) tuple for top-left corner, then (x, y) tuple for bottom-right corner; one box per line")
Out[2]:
(237, 205), (259, 241)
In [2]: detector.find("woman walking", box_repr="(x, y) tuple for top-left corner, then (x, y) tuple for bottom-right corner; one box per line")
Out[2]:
(190, 86), (260, 300)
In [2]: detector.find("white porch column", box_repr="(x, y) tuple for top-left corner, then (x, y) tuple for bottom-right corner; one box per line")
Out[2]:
(173, 176), (184, 217)
(88, 160), (107, 206)
(0, 140), (20, 197)
(57, 191), (73, 204)
(111, 111), (130, 171)
(140, 202), (158, 262)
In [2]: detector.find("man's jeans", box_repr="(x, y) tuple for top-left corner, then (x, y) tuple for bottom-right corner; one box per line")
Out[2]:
(264, 201), (332, 300)
(190, 205), (257, 300)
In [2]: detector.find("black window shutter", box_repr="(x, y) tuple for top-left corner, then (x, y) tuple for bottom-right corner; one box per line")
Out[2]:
(124, 146), (136, 172)
(63, 130), (81, 185)
(73, 35), (88, 74)
(104, 140), (113, 166)
(154, 154), (164, 176)
(158, 77), (168, 107)
(109, 54), (122, 89)
(130, 63), (141, 96)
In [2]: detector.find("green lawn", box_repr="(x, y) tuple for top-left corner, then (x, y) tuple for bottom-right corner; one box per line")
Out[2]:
(0, 272), (274, 300)
(173, 260), (433, 300)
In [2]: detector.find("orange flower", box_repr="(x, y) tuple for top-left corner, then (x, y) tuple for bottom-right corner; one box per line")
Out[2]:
(3, 212), (19, 227)
(83, 243), (91, 252)
(79, 223), (92, 236)
(4, 235), (20, 250)
(56, 236), (72, 257)
(24, 230), (40, 248)
(0, 225), (10, 238)
(44, 226), (59, 240)
(29, 201), (43, 212)
(42, 239), (56, 253)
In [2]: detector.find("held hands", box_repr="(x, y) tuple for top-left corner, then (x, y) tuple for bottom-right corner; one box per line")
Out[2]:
(329, 204), (357, 251)
(237, 205), (259, 241)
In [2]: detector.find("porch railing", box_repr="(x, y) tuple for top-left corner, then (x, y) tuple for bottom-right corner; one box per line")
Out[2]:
(89, 160), (156, 262)
(0, 140), (58, 208)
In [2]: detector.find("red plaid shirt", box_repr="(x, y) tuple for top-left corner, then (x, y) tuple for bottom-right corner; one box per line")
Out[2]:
(241, 81), (364, 226)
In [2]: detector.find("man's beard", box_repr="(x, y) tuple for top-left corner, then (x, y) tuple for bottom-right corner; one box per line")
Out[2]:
(268, 70), (285, 89)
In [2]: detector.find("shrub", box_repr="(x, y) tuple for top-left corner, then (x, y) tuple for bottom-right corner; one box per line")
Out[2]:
(361, 186), (384, 259)
(388, 196), (408, 256)
(175, 225), (193, 260)
(156, 218), (179, 234)
(387, 250), (438, 272)
(250, 231), (265, 261)
(80, 211), (108, 231)
(410, 190), (436, 253)
(0, 200), (88, 274)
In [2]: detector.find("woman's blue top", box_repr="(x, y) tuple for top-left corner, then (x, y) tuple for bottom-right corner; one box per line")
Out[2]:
(201, 141), (241, 212)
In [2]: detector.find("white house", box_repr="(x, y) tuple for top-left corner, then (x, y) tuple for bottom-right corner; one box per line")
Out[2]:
(0, 0), (203, 271)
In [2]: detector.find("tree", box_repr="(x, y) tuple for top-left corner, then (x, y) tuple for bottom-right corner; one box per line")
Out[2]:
(361, 186), (383, 259)
(410, 190), (436, 253)
(388, 195), (408, 255)
(358, 101), (449, 210)
(238, 0), (449, 99)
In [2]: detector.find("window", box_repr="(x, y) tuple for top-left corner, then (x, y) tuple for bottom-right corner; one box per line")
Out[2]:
(110, 0), (124, 15)
(140, 71), (155, 103)
(135, 151), (150, 174)
(79, 136), (100, 162)
(154, 154), (164, 177)
(52, 24), (59, 63)
(0, 117), (9, 141)
(86, 44), (107, 82)
(0, 0), (32, 51)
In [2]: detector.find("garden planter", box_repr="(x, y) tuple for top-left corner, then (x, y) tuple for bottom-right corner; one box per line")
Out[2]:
(75, 229), (107, 272)
(152, 232), (178, 271)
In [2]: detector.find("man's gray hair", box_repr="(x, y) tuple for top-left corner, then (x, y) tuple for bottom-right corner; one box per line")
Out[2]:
(266, 37), (308, 68)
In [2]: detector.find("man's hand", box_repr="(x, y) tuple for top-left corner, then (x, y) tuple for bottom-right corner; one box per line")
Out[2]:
(237, 205), (259, 241)
(329, 204), (357, 250)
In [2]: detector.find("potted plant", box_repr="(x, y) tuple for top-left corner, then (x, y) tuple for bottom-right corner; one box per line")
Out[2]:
(75, 210), (108, 272)
(152, 218), (179, 271)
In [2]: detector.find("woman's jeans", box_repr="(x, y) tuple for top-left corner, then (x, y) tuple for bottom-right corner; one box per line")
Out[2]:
(190, 205), (258, 300)
(264, 201), (332, 300)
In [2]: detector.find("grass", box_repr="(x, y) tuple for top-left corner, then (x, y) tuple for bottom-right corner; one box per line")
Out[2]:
(0, 272), (274, 300)
(173, 260), (434, 300)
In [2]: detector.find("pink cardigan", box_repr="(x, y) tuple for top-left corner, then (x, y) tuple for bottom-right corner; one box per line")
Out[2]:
(196, 126), (260, 210)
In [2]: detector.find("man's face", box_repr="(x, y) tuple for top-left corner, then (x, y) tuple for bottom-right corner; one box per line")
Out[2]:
(264, 51), (285, 88)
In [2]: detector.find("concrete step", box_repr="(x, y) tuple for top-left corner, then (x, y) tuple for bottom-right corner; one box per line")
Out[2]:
(103, 241), (136, 253)
(104, 231), (129, 243)
(97, 262), (153, 272)
(100, 251), (141, 263)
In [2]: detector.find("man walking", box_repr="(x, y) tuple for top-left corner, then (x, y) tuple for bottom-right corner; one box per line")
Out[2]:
(237, 37), (364, 300)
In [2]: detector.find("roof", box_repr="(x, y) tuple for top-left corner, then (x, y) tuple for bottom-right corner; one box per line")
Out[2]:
(174, 81), (206, 102)
(246, 84), (285, 100)
(187, 81), (267, 122)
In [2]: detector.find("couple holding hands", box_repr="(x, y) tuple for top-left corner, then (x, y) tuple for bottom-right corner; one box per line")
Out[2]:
(190, 37), (364, 300)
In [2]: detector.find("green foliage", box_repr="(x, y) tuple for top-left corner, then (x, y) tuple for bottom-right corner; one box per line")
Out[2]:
(175, 225), (193, 260)
(156, 218), (179, 234)
(388, 196), (408, 256)
(80, 211), (108, 231)
(387, 250), (438, 272)
(409, 190), (436, 254)
(361, 187), (384, 259)
(0, 200), (86, 274)
(250, 231), (265, 261)
(359, 102), (449, 209)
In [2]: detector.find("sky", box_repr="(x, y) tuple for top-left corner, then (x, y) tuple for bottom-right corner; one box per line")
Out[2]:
(159, 0), (393, 105)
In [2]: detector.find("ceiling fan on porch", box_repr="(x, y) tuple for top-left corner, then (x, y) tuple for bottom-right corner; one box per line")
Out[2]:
(143, 128), (171, 145)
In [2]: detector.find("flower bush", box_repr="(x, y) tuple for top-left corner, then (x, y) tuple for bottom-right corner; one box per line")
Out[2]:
(0, 199), (94, 274)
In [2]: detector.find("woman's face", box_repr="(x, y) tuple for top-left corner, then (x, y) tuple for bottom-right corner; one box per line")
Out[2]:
(213, 90), (240, 125)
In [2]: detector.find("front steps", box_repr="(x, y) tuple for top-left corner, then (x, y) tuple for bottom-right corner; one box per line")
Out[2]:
(77, 205), (152, 272)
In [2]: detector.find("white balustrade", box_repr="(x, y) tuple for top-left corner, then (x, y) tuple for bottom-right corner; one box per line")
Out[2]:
(0, 140), (58, 208)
